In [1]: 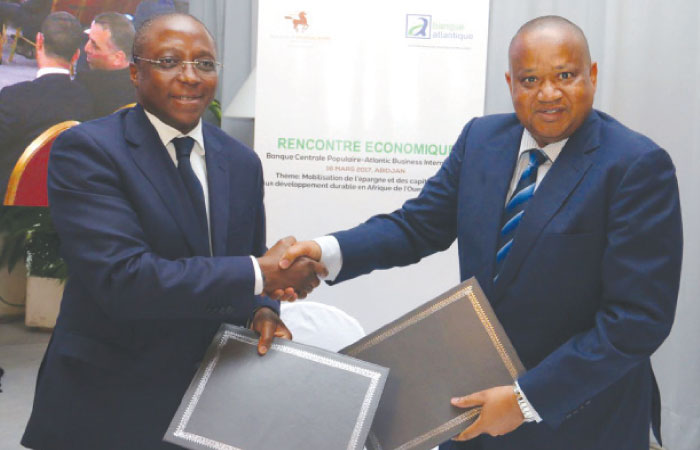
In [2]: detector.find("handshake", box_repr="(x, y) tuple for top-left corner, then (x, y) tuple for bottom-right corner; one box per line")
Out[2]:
(256, 236), (325, 301)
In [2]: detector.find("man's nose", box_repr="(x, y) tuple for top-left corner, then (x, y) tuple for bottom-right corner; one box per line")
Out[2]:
(177, 62), (200, 83)
(537, 79), (562, 102)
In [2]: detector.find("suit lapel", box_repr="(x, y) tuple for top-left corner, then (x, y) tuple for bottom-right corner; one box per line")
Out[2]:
(460, 122), (522, 297)
(125, 105), (210, 256)
(493, 112), (601, 298)
(203, 128), (230, 256)
(482, 127), (523, 286)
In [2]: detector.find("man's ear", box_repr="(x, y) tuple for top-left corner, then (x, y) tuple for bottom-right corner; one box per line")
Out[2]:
(114, 50), (128, 68)
(589, 62), (598, 91)
(129, 61), (139, 87)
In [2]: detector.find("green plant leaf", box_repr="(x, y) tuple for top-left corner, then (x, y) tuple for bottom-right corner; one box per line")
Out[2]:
(0, 206), (67, 280)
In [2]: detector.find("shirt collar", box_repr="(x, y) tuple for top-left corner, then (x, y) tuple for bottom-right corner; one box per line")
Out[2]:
(36, 67), (70, 78)
(518, 128), (568, 163)
(143, 108), (205, 155)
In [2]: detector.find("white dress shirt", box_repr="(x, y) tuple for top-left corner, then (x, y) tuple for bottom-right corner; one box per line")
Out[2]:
(142, 109), (264, 294)
(36, 67), (70, 78)
(314, 128), (569, 421)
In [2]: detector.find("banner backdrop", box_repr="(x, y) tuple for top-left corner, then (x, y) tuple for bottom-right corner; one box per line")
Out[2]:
(255, 0), (490, 331)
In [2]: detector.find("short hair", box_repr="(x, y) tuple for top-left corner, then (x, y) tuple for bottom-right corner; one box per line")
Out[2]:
(509, 15), (591, 64)
(40, 12), (83, 61)
(93, 12), (136, 60)
(132, 13), (215, 59)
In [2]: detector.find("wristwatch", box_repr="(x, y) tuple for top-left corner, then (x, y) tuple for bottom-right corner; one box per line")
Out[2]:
(513, 383), (537, 422)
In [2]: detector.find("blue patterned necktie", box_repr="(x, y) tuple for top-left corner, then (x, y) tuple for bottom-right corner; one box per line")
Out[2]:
(173, 137), (208, 235)
(494, 149), (548, 282)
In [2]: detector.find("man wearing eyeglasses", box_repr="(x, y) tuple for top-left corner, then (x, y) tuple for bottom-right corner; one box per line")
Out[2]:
(21, 13), (325, 450)
(75, 12), (137, 118)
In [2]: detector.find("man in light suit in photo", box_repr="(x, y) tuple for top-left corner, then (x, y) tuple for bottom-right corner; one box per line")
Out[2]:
(281, 16), (683, 450)
(21, 13), (324, 450)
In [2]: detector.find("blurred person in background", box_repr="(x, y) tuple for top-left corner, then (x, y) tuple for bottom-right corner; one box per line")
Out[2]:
(76, 11), (136, 118)
(0, 11), (91, 197)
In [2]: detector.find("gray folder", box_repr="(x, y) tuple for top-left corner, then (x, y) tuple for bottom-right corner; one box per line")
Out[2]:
(341, 277), (525, 450)
(165, 324), (389, 450)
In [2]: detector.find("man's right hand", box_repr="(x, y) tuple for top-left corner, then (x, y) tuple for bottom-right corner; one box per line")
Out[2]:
(278, 240), (322, 269)
(257, 237), (327, 300)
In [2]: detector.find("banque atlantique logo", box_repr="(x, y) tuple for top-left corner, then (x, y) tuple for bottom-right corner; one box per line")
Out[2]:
(405, 13), (474, 46)
(406, 14), (432, 39)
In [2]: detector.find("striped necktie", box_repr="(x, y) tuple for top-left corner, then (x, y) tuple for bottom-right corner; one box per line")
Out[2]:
(173, 137), (208, 235)
(494, 149), (548, 282)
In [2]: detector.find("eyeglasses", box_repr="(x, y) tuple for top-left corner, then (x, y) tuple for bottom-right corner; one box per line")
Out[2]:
(133, 56), (221, 74)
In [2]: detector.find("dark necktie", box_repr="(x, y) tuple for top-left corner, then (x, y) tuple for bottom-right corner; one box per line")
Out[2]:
(494, 149), (548, 282)
(172, 137), (208, 235)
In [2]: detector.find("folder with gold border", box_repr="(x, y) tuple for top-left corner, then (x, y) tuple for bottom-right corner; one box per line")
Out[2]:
(165, 325), (389, 450)
(341, 277), (525, 450)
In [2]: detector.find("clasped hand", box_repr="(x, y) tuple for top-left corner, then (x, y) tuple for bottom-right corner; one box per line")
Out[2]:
(257, 237), (327, 301)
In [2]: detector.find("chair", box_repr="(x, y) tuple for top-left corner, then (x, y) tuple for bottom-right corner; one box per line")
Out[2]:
(4, 120), (79, 206)
(1, 24), (35, 64)
(280, 301), (365, 352)
(0, 24), (6, 62)
(0, 23), (19, 64)
(12, 27), (35, 60)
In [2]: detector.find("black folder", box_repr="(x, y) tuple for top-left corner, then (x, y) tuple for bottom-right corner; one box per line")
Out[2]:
(165, 325), (388, 450)
(341, 277), (525, 450)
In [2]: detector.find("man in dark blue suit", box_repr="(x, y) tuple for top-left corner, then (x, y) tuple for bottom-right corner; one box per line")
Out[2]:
(0, 11), (91, 197)
(21, 13), (324, 450)
(281, 16), (683, 449)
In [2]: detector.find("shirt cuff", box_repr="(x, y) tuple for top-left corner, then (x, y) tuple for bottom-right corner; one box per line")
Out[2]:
(515, 380), (543, 423)
(313, 235), (342, 281)
(250, 255), (263, 295)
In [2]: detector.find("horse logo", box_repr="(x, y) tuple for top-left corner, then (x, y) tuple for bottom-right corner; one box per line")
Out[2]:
(285, 12), (309, 32)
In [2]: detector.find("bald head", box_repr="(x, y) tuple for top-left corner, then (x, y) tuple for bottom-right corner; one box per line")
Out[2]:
(504, 15), (597, 147)
(509, 15), (591, 70)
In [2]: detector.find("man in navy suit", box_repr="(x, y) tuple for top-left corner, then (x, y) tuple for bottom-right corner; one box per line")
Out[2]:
(21, 13), (324, 449)
(281, 16), (683, 449)
(0, 11), (91, 197)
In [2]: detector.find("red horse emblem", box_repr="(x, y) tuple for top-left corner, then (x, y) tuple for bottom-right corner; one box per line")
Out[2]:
(284, 12), (309, 32)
